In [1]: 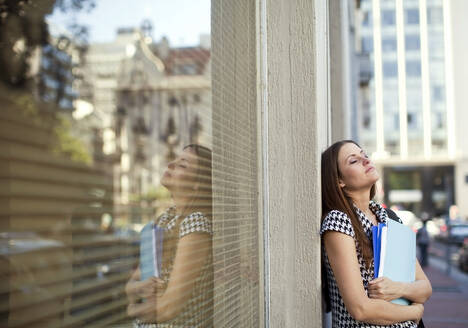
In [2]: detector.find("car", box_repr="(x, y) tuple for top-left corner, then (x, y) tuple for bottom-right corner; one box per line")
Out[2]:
(458, 238), (468, 272)
(448, 223), (468, 246)
(436, 221), (468, 246)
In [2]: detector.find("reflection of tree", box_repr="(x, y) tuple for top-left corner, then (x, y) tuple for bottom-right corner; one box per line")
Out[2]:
(0, 0), (95, 88)
(0, 0), (96, 164)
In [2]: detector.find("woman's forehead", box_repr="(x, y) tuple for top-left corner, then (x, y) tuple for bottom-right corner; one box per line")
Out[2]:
(339, 143), (362, 159)
(179, 148), (198, 163)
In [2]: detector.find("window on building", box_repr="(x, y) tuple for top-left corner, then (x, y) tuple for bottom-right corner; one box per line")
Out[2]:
(405, 35), (420, 51)
(394, 113), (399, 130)
(407, 112), (417, 128)
(427, 7), (443, 25)
(432, 85), (445, 102)
(381, 10), (396, 26)
(363, 115), (371, 129)
(362, 11), (372, 27)
(405, 9), (420, 25)
(362, 36), (373, 53)
(382, 38), (397, 52)
(436, 112), (444, 129)
(383, 61), (398, 78)
(406, 60), (421, 77)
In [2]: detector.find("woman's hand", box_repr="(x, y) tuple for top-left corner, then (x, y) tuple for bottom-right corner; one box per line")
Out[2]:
(368, 277), (403, 301)
(128, 277), (166, 299)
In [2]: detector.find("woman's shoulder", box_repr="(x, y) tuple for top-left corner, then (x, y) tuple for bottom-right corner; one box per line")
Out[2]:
(320, 209), (355, 237)
(179, 211), (212, 238)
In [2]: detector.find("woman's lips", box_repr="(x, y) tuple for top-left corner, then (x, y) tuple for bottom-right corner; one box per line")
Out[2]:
(365, 166), (375, 173)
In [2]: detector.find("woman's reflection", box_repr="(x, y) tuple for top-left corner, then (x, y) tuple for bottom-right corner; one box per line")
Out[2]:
(126, 144), (213, 327)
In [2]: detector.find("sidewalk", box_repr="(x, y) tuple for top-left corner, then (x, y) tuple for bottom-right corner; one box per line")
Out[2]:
(422, 257), (468, 328)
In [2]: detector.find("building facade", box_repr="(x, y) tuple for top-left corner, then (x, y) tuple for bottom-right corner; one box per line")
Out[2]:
(356, 0), (466, 217)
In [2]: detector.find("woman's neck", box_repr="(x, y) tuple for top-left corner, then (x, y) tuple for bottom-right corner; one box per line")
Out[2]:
(172, 194), (194, 216)
(348, 189), (371, 213)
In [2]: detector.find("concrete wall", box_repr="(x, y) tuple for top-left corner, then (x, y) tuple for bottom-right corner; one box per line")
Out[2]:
(450, 0), (468, 218)
(212, 0), (331, 326)
(263, 0), (328, 326)
(329, 0), (353, 143)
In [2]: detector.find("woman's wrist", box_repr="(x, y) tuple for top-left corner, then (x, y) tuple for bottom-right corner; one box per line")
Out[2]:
(410, 303), (424, 322)
(395, 281), (406, 299)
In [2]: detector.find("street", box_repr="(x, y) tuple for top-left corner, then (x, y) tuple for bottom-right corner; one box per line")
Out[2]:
(421, 241), (468, 328)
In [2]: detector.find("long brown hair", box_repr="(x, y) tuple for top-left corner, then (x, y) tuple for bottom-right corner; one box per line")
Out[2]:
(321, 140), (376, 267)
(181, 144), (213, 220)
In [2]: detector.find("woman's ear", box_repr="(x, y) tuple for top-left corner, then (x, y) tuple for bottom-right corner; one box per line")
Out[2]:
(338, 180), (346, 188)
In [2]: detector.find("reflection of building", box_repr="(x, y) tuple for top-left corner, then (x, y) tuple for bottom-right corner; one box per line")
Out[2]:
(77, 28), (211, 218)
(356, 0), (466, 217)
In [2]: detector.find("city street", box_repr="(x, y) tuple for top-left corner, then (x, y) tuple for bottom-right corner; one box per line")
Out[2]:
(422, 242), (468, 328)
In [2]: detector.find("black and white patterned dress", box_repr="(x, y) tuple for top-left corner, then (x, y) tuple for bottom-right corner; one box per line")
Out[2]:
(320, 201), (417, 328)
(135, 206), (213, 328)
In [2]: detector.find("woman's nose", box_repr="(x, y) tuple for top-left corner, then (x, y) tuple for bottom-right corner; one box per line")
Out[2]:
(168, 161), (175, 169)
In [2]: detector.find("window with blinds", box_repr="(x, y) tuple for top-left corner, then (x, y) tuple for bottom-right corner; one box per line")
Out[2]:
(0, 1), (261, 327)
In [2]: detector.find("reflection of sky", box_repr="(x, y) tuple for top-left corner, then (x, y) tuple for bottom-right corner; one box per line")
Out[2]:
(46, 0), (210, 47)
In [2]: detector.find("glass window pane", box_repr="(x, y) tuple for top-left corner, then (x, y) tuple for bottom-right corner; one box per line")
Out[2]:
(427, 7), (443, 25)
(381, 10), (396, 26)
(0, 1), (261, 327)
(406, 60), (421, 77)
(362, 36), (374, 53)
(383, 61), (398, 78)
(382, 38), (397, 52)
(405, 9), (420, 25)
(405, 35), (420, 51)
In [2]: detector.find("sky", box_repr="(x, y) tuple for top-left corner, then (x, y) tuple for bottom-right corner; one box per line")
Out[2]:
(47, 0), (211, 47)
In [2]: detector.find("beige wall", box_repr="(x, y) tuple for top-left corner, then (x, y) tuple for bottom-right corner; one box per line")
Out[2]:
(212, 0), (332, 326)
(263, 0), (328, 326)
(329, 0), (353, 143)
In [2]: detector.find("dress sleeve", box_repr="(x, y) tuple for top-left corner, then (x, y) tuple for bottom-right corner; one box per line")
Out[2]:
(320, 210), (355, 238)
(179, 212), (213, 238)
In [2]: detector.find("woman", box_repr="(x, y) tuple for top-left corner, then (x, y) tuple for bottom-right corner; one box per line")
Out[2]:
(321, 140), (432, 327)
(126, 144), (213, 327)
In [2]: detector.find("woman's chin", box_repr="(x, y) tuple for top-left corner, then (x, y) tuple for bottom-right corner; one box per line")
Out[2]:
(160, 178), (170, 188)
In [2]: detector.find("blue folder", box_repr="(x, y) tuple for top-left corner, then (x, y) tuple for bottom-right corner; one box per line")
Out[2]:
(372, 219), (416, 305)
(140, 223), (165, 281)
(372, 223), (386, 278)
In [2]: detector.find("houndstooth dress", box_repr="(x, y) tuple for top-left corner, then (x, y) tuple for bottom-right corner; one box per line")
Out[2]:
(320, 201), (417, 328)
(135, 207), (213, 328)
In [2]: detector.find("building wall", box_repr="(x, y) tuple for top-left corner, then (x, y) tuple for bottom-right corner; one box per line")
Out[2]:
(451, 0), (468, 218)
(265, 0), (329, 326)
(212, 0), (331, 326)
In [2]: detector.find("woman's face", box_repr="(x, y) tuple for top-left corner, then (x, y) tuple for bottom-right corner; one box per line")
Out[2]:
(337, 142), (379, 192)
(161, 147), (199, 194)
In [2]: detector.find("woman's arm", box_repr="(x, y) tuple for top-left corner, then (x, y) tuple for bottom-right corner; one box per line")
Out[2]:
(324, 231), (424, 325)
(368, 260), (432, 303)
(125, 268), (142, 305)
(127, 232), (211, 323)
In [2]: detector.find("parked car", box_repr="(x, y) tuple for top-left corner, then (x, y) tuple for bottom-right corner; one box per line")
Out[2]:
(436, 221), (468, 246)
(458, 238), (468, 273)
